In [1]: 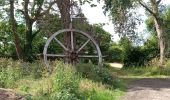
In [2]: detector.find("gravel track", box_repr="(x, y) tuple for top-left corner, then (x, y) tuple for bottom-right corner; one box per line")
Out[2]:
(121, 78), (170, 100)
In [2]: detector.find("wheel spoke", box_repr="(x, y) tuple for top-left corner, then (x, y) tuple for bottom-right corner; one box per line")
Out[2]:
(54, 37), (68, 51)
(71, 31), (74, 50)
(76, 39), (90, 53)
(45, 54), (66, 57)
(78, 55), (98, 58)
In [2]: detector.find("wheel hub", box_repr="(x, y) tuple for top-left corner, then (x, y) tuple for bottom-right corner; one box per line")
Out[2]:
(67, 51), (78, 61)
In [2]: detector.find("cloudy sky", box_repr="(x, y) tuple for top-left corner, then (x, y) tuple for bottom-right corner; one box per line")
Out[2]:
(80, 0), (170, 41)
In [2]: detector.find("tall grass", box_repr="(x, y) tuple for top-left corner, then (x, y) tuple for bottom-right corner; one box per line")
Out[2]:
(0, 58), (47, 88)
(118, 65), (170, 77)
(0, 58), (125, 100)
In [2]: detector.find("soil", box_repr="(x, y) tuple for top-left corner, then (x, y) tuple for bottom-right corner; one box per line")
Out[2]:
(0, 88), (24, 100)
(121, 78), (170, 100)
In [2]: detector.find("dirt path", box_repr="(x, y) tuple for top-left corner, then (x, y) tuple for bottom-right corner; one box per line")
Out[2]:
(0, 88), (24, 100)
(121, 78), (170, 100)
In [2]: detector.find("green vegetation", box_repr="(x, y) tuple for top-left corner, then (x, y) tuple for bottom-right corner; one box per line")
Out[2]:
(119, 66), (170, 78)
(1, 0), (170, 100)
(0, 58), (125, 100)
(109, 60), (170, 78)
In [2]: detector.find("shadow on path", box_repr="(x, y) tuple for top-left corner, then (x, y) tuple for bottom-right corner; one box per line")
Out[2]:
(121, 78), (170, 100)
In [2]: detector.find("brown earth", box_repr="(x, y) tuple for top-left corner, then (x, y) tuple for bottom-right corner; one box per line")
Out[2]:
(0, 88), (24, 100)
(121, 78), (170, 100)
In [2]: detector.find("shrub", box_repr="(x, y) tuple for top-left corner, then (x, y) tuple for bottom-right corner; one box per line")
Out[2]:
(0, 58), (22, 88)
(107, 46), (124, 62)
(76, 63), (121, 88)
(124, 47), (146, 67)
(0, 58), (47, 88)
(165, 59), (170, 67)
(0, 59), (124, 100)
(52, 62), (81, 100)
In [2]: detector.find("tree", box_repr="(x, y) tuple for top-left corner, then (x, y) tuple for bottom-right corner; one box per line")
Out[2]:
(1, 0), (112, 63)
(0, 0), (56, 61)
(9, 0), (23, 59)
(55, 0), (72, 62)
(145, 6), (170, 58)
(163, 7), (170, 57)
(104, 0), (166, 65)
(18, 0), (55, 61)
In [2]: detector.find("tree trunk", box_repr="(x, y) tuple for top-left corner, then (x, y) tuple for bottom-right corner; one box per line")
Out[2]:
(9, 0), (23, 59)
(22, 0), (35, 61)
(56, 0), (72, 63)
(154, 18), (165, 65)
(25, 20), (34, 61)
(151, 0), (165, 65)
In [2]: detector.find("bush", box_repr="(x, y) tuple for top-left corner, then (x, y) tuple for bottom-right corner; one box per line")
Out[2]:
(76, 63), (121, 88)
(0, 58), (22, 88)
(0, 59), (124, 100)
(0, 58), (47, 88)
(124, 47), (146, 67)
(52, 62), (81, 100)
(107, 46), (124, 62)
(165, 59), (170, 67)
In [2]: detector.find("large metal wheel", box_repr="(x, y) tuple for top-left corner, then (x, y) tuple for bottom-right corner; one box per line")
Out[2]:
(43, 29), (102, 67)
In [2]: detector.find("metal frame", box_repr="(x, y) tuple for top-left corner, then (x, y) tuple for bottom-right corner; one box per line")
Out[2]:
(43, 29), (102, 67)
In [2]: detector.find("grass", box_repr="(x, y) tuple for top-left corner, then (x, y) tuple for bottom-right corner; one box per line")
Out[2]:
(106, 63), (170, 90)
(108, 63), (170, 78)
(0, 58), (125, 100)
(79, 79), (124, 100)
(120, 66), (170, 78)
(2, 58), (170, 99)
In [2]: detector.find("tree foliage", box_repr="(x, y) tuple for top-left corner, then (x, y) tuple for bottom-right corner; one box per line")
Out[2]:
(103, 0), (140, 39)
(145, 6), (170, 57)
(0, 0), (59, 61)
(0, 0), (112, 62)
(104, 0), (168, 65)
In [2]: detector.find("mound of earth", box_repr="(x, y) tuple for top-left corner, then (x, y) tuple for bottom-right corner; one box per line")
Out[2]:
(0, 88), (24, 100)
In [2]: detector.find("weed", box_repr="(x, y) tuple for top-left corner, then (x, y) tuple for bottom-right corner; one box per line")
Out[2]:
(0, 59), (125, 100)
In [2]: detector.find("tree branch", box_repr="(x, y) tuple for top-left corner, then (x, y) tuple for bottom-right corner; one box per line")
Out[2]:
(24, 0), (30, 20)
(17, 9), (25, 15)
(33, 1), (55, 21)
(31, 0), (36, 16)
(32, 29), (40, 38)
(156, 0), (161, 4)
(34, 1), (44, 18)
(41, 1), (55, 15)
(138, 0), (156, 17)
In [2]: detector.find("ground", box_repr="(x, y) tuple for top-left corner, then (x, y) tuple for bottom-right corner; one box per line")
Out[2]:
(1, 78), (170, 100)
(0, 88), (24, 100)
(108, 63), (123, 68)
(121, 78), (170, 100)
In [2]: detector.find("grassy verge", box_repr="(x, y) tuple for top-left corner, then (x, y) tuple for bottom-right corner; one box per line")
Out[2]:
(0, 58), (125, 100)
(108, 64), (170, 78)
(122, 66), (170, 78)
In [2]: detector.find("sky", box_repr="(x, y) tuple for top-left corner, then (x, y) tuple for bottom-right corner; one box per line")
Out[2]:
(80, 0), (170, 42)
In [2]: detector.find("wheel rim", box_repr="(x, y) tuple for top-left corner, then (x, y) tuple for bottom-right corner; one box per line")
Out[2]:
(43, 29), (102, 68)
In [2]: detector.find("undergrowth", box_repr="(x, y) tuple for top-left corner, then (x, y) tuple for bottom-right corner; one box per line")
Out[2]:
(109, 61), (170, 78)
(0, 58), (125, 100)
